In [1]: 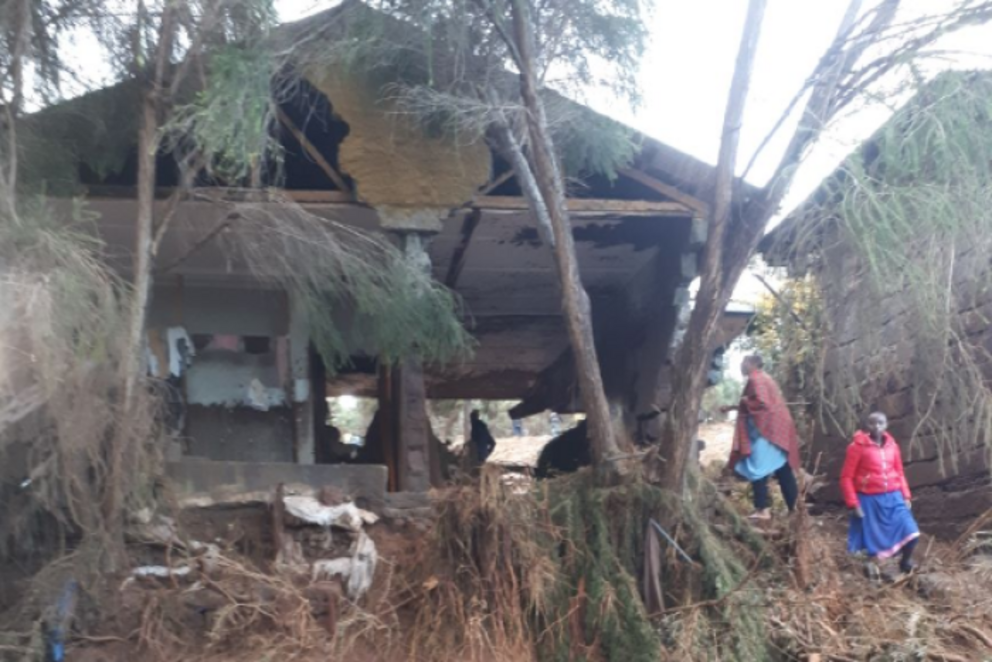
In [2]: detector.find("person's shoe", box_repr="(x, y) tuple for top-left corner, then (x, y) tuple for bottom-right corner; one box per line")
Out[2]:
(864, 561), (881, 582)
(899, 558), (916, 574)
(747, 509), (772, 521)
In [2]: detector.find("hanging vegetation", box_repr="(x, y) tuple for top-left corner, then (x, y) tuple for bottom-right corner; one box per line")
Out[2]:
(166, 45), (282, 183)
(0, 197), (164, 572)
(777, 71), (992, 472)
(286, 0), (643, 182)
(224, 199), (474, 371)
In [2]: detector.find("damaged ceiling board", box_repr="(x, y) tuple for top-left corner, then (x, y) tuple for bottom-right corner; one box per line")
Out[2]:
(306, 70), (491, 232)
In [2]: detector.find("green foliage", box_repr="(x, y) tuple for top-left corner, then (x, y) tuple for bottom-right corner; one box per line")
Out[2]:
(549, 100), (640, 181)
(412, 470), (666, 661)
(663, 469), (773, 661)
(228, 201), (474, 373)
(742, 275), (823, 401)
(702, 375), (743, 418)
(293, 0), (650, 180)
(539, 475), (665, 662)
(167, 45), (281, 183)
(18, 83), (143, 194)
(0, 196), (162, 570)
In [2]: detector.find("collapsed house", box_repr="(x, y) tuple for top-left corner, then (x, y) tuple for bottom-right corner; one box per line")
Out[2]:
(13, 2), (752, 509)
(761, 71), (992, 537)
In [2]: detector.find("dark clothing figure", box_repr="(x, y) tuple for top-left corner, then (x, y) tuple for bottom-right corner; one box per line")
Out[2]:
(315, 425), (345, 464)
(536, 421), (590, 478)
(470, 410), (496, 463)
(752, 463), (799, 511)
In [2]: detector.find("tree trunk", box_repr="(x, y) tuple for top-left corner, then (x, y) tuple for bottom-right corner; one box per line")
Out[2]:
(98, 89), (160, 570)
(121, 91), (160, 407)
(657, 0), (768, 491)
(656, 0), (891, 493)
(104, 3), (176, 562)
(0, 0), (31, 220)
(508, 0), (621, 473)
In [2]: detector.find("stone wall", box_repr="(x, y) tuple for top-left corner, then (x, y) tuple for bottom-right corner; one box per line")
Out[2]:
(805, 235), (992, 538)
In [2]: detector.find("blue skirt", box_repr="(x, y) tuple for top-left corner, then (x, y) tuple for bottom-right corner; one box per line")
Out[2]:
(848, 491), (919, 559)
(734, 418), (788, 481)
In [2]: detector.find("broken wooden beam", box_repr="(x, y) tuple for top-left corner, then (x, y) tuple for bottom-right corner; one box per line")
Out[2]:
(617, 166), (711, 216)
(277, 108), (352, 194)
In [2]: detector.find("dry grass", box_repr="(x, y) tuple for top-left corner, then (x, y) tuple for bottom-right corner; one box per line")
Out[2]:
(7, 471), (992, 662)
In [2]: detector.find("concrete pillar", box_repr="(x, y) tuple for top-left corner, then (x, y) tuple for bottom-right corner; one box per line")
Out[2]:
(289, 293), (315, 464)
(384, 231), (435, 492)
(395, 358), (431, 492)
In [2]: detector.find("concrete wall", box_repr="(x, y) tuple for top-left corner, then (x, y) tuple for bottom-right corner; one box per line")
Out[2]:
(185, 405), (294, 463)
(186, 349), (287, 408)
(167, 458), (388, 508)
(150, 285), (289, 336)
(150, 284), (300, 464)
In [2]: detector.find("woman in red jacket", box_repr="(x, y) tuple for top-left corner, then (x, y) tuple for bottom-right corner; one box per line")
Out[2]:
(840, 412), (920, 575)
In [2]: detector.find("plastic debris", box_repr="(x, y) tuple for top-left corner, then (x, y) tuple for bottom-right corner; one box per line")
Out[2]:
(282, 496), (379, 531)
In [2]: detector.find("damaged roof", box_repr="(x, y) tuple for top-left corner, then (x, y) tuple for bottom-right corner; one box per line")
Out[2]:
(32, 1), (757, 401)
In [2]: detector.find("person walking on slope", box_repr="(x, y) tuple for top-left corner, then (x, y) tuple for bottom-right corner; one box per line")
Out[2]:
(841, 411), (919, 577)
(724, 355), (801, 521)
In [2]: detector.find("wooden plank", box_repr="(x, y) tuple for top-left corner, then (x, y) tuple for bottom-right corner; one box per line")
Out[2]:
(86, 185), (356, 205)
(277, 108), (352, 194)
(474, 195), (693, 215)
(444, 209), (482, 288)
(86, 186), (689, 216)
(283, 189), (356, 204)
(378, 366), (398, 493)
(617, 167), (711, 216)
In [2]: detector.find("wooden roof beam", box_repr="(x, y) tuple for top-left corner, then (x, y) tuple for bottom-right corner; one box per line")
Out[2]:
(474, 195), (694, 216)
(276, 108), (352, 195)
(616, 167), (710, 217)
(85, 186), (695, 217)
(477, 170), (516, 196)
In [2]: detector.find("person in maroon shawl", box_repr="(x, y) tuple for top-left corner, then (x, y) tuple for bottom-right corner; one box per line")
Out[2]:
(722, 355), (801, 520)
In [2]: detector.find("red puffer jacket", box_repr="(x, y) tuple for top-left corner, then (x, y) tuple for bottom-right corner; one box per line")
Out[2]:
(839, 430), (912, 509)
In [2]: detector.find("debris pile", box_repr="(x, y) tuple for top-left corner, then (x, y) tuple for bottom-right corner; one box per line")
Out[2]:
(274, 487), (379, 601)
(84, 484), (383, 660)
(7, 471), (992, 661)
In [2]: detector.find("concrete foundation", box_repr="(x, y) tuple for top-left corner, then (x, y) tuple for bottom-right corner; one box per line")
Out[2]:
(167, 458), (388, 508)
(185, 405), (294, 463)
